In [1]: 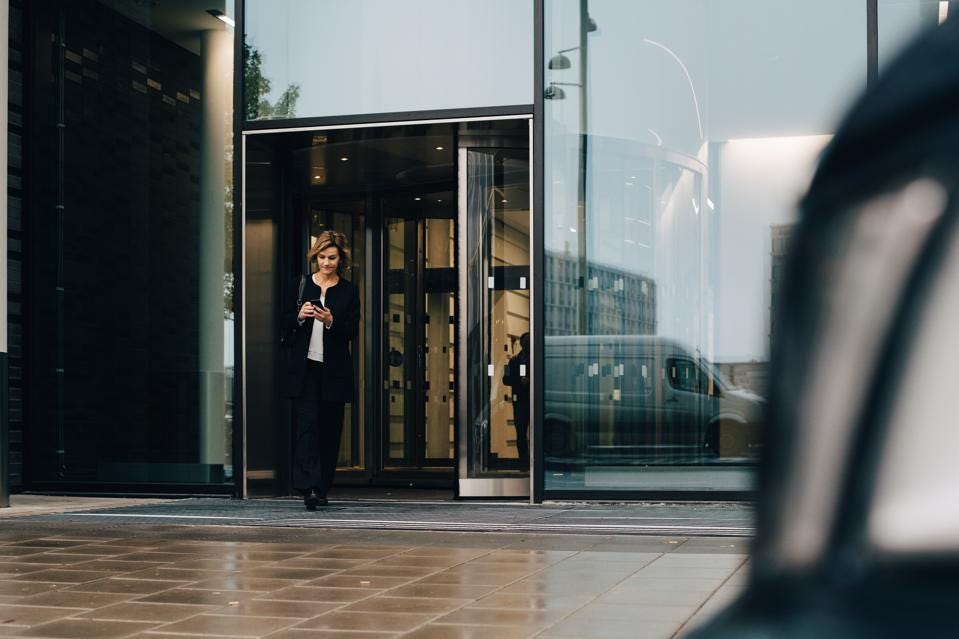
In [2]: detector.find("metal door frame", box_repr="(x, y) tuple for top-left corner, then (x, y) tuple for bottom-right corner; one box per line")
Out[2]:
(241, 114), (534, 500)
(456, 118), (534, 500)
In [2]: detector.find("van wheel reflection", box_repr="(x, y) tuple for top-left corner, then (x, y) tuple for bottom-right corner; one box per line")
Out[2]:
(704, 421), (721, 459)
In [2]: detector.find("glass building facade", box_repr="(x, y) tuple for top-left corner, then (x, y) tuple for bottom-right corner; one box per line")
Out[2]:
(0, 0), (950, 500)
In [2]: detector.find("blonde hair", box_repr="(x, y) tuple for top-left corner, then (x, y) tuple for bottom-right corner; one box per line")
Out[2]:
(307, 230), (351, 275)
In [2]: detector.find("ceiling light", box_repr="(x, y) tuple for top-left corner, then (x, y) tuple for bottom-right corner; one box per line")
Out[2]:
(313, 175), (321, 179)
(436, 199), (443, 203)
(340, 157), (349, 162)
(435, 146), (444, 151)
(414, 197), (422, 201)
(502, 199), (508, 203)
(206, 9), (235, 27)
(940, 1), (949, 24)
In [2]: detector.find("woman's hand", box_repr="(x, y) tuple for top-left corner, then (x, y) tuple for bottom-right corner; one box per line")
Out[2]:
(314, 305), (333, 328)
(298, 302), (315, 321)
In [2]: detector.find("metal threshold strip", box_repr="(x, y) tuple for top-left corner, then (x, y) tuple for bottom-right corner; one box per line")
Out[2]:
(49, 511), (753, 537)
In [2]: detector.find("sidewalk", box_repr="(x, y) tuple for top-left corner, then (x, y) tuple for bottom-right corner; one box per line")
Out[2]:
(0, 495), (750, 638)
(0, 495), (169, 518)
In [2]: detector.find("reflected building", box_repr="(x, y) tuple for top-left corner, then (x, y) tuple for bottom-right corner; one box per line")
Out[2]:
(544, 251), (656, 336)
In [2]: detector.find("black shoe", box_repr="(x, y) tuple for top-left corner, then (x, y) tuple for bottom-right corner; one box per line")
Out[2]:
(304, 490), (321, 511)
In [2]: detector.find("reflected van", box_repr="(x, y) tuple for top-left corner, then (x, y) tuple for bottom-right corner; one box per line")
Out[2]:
(542, 335), (764, 465)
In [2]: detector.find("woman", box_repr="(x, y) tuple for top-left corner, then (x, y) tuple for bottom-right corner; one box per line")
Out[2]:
(284, 230), (360, 510)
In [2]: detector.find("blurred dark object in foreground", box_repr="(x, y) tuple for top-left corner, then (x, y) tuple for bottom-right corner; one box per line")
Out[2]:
(688, 16), (959, 639)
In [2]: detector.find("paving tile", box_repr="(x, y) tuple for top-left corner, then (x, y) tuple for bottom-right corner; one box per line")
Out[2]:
(401, 626), (536, 639)
(566, 602), (698, 623)
(43, 546), (118, 557)
(306, 548), (405, 560)
(110, 553), (195, 564)
(498, 579), (610, 596)
(11, 555), (95, 567)
(17, 619), (159, 638)
(76, 601), (210, 623)
(468, 593), (594, 611)
(148, 613), (296, 637)
(432, 608), (565, 628)
(294, 611), (433, 632)
(7, 540), (89, 550)
(0, 548), (74, 560)
(15, 591), (132, 609)
(274, 558), (369, 571)
(343, 596), (466, 614)
(217, 600), (339, 618)
(186, 576), (297, 592)
(377, 556), (464, 568)
(304, 575), (410, 590)
(263, 629), (398, 639)
(651, 554), (747, 568)
(136, 588), (257, 606)
(66, 561), (164, 574)
(400, 548), (489, 560)
(0, 565), (49, 578)
(415, 571), (524, 586)
(540, 617), (681, 639)
(598, 587), (712, 607)
(338, 566), (439, 579)
(244, 567), (337, 581)
(0, 581), (60, 597)
(0, 604), (81, 627)
(268, 586), (373, 603)
(614, 577), (724, 593)
(12, 569), (114, 584)
(386, 583), (497, 599)
(65, 578), (182, 595)
(214, 551), (306, 562)
(636, 567), (736, 580)
(155, 558), (270, 571)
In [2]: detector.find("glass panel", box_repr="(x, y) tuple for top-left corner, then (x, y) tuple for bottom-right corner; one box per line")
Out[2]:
(424, 219), (455, 461)
(26, 0), (235, 485)
(543, 0), (866, 493)
(465, 149), (531, 477)
(384, 217), (412, 464)
(243, 0), (533, 120)
(879, 0), (945, 71)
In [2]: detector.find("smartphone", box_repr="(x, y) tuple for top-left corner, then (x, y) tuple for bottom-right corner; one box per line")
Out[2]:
(308, 298), (325, 310)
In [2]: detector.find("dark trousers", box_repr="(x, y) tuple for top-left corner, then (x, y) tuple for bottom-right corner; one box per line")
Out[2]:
(293, 360), (345, 496)
(514, 391), (530, 466)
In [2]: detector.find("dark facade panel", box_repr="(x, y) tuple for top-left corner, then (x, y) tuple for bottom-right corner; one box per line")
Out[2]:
(7, 0), (25, 489)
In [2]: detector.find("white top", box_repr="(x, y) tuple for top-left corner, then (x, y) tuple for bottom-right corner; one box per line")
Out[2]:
(306, 294), (326, 362)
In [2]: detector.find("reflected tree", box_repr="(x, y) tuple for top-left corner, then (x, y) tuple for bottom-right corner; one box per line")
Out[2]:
(243, 40), (300, 119)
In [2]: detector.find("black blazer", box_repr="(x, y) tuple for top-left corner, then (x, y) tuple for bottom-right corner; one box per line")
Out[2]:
(283, 275), (360, 401)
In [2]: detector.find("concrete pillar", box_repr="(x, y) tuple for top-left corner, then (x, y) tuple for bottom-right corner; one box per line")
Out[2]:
(198, 28), (232, 472)
(1, 0), (9, 507)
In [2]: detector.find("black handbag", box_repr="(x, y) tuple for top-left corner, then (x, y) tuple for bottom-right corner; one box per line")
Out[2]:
(280, 274), (307, 347)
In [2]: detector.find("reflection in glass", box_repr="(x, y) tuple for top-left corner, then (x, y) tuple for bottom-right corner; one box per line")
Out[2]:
(244, 0), (533, 120)
(465, 148), (531, 476)
(543, 0), (866, 492)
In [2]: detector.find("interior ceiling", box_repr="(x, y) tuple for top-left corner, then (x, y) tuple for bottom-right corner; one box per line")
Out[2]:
(97, 0), (228, 54)
(289, 128), (529, 198)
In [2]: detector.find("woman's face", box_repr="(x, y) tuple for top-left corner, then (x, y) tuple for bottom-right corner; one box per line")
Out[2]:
(315, 246), (341, 277)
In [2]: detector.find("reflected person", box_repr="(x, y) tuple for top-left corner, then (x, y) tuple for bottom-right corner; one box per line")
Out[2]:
(284, 230), (360, 511)
(503, 332), (530, 466)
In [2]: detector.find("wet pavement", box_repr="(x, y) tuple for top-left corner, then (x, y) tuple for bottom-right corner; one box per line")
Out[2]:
(0, 500), (748, 639)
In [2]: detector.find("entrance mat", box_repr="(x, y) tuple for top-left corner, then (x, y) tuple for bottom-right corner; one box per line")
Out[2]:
(21, 498), (754, 537)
